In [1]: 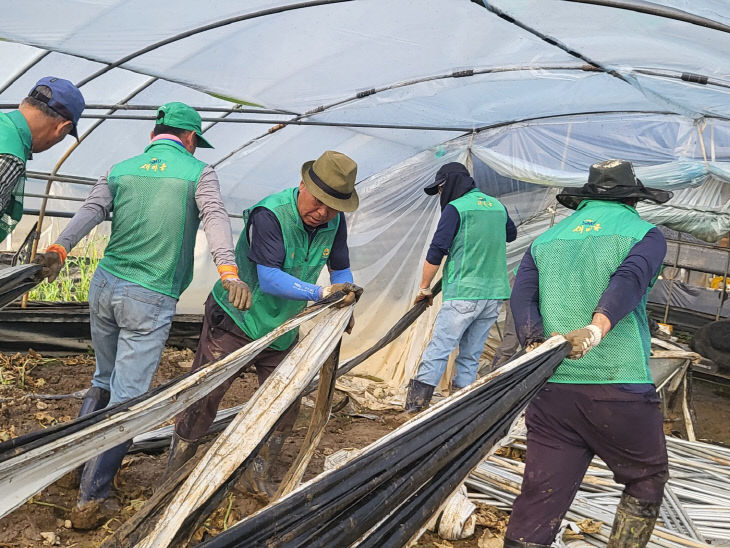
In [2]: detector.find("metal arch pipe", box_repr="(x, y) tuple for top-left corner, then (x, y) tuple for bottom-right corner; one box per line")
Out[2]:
(561, 0), (730, 35)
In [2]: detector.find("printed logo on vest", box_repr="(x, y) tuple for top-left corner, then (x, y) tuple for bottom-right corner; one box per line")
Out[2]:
(140, 157), (168, 172)
(322, 248), (330, 259)
(477, 196), (493, 208)
(572, 218), (602, 234)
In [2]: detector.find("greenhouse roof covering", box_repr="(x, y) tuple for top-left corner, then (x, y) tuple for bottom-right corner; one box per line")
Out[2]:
(0, 0), (728, 342)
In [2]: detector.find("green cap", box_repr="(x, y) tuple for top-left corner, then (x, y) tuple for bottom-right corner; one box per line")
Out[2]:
(155, 102), (213, 148)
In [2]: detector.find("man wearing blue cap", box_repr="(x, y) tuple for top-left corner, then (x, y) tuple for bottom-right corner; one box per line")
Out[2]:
(34, 101), (250, 529)
(0, 76), (85, 242)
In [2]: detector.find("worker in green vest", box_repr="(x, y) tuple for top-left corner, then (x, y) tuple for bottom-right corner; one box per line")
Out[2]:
(33, 102), (250, 529)
(404, 162), (516, 412)
(168, 150), (361, 497)
(506, 160), (672, 547)
(0, 76), (85, 242)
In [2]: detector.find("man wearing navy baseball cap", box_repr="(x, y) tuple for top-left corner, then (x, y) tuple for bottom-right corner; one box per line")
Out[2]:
(0, 76), (85, 242)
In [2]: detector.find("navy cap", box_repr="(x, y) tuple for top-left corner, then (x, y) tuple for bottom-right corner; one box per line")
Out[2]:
(28, 77), (85, 139)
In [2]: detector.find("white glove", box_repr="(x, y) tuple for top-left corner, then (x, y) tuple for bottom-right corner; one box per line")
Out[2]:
(564, 324), (603, 359)
(414, 287), (433, 307)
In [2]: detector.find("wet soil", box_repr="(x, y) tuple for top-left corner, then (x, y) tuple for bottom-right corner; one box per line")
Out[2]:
(0, 350), (727, 547)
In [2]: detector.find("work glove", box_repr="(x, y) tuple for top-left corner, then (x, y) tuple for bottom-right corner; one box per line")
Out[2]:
(33, 245), (67, 283)
(414, 287), (433, 307)
(346, 313), (355, 335)
(563, 324), (603, 359)
(222, 278), (252, 311)
(524, 339), (545, 352)
(320, 282), (362, 308)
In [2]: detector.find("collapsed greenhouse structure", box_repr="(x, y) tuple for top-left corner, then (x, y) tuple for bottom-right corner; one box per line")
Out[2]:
(0, 1), (729, 546)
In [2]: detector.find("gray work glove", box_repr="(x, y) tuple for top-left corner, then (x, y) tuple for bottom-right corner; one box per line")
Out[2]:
(222, 278), (252, 311)
(413, 287), (433, 307)
(33, 251), (64, 283)
(563, 324), (603, 359)
(320, 282), (362, 308)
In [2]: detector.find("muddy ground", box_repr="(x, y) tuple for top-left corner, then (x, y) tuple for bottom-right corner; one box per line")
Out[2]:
(0, 349), (728, 548)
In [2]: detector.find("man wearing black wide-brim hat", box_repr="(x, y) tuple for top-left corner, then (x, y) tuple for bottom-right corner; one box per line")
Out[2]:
(506, 160), (672, 548)
(168, 150), (362, 496)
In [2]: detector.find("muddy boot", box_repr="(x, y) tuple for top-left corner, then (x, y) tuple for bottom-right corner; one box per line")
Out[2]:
(404, 379), (435, 413)
(71, 440), (131, 530)
(241, 432), (287, 498)
(57, 386), (111, 489)
(606, 493), (661, 548)
(163, 432), (199, 480)
(503, 539), (551, 548)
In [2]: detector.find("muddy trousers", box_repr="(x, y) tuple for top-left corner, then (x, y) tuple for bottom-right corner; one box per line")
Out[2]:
(175, 295), (299, 442)
(505, 383), (669, 545)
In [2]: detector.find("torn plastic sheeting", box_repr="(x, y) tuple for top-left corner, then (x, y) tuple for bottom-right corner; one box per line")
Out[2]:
(136, 305), (352, 548)
(199, 337), (571, 548)
(0, 263), (42, 309)
(128, 279), (444, 454)
(0, 298), (339, 518)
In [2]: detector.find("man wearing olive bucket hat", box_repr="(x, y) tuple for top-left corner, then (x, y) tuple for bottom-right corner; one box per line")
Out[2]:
(168, 150), (362, 496)
(506, 160), (673, 547)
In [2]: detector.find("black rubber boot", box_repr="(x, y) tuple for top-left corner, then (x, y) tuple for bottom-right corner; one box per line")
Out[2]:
(503, 538), (551, 548)
(606, 493), (661, 548)
(241, 432), (287, 498)
(163, 431), (200, 480)
(58, 386), (110, 489)
(71, 440), (131, 530)
(404, 379), (435, 413)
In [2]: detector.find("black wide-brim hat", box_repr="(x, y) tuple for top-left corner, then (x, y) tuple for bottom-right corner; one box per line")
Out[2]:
(556, 159), (673, 210)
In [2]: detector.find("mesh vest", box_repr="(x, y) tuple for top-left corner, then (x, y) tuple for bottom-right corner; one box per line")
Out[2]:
(212, 187), (339, 351)
(98, 141), (205, 298)
(531, 200), (656, 383)
(0, 111), (31, 243)
(442, 189), (511, 301)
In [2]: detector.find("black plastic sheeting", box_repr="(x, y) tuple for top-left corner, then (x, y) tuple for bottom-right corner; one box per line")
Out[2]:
(0, 264), (41, 309)
(200, 341), (571, 548)
(0, 302), (202, 353)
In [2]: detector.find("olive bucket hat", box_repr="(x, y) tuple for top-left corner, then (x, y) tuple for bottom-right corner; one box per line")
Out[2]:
(301, 150), (359, 212)
(556, 159), (673, 210)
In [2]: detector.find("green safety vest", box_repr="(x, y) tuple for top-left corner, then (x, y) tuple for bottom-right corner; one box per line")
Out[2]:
(212, 187), (339, 351)
(531, 200), (656, 384)
(98, 140), (205, 298)
(0, 111), (31, 243)
(442, 189), (511, 301)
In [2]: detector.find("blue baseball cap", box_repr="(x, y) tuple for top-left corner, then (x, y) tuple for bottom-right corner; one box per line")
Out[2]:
(28, 77), (85, 139)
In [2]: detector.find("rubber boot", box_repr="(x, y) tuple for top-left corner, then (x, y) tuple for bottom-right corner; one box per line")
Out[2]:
(241, 432), (287, 498)
(503, 539), (551, 548)
(58, 386), (110, 489)
(70, 440), (131, 530)
(606, 493), (661, 548)
(163, 431), (199, 480)
(404, 379), (435, 413)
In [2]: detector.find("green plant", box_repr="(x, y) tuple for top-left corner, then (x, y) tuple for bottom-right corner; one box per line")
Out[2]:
(28, 235), (107, 303)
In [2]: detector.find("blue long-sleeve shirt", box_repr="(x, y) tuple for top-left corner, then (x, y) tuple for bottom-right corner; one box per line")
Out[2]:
(247, 207), (352, 300)
(511, 227), (667, 345)
(425, 204), (517, 265)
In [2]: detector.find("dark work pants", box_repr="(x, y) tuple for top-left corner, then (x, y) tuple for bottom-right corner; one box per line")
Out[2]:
(505, 383), (669, 545)
(175, 294), (299, 441)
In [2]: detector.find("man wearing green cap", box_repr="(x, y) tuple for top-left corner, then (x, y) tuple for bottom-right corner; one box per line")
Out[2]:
(0, 76), (85, 243)
(34, 101), (250, 529)
(167, 150), (361, 497)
